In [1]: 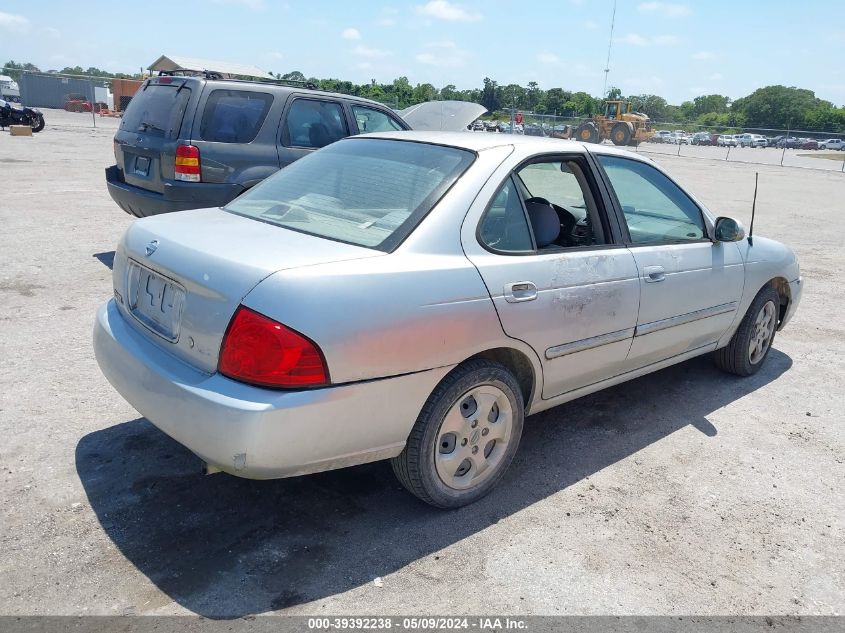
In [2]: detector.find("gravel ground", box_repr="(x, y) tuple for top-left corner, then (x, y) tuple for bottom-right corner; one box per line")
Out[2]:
(0, 110), (843, 617)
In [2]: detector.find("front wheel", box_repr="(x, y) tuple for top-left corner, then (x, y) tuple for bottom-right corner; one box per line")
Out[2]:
(30, 114), (45, 133)
(574, 122), (599, 144)
(391, 359), (524, 508)
(714, 286), (780, 376)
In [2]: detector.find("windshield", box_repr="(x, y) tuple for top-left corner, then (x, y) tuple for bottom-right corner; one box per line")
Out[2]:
(225, 138), (475, 251)
(119, 82), (192, 139)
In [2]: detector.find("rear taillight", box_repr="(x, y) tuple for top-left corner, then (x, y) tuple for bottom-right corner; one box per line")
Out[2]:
(175, 144), (200, 182)
(219, 306), (329, 388)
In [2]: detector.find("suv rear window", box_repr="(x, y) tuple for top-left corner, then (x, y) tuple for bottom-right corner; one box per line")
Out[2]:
(199, 89), (273, 143)
(120, 83), (192, 139)
(224, 138), (475, 251)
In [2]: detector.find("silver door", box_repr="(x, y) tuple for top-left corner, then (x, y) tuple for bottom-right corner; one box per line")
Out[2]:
(595, 154), (745, 368)
(462, 156), (641, 399)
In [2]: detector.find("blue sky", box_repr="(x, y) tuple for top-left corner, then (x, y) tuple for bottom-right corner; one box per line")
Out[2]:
(2, 0), (844, 105)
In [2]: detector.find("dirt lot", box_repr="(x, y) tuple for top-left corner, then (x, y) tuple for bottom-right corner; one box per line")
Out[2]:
(1, 110), (843, 617)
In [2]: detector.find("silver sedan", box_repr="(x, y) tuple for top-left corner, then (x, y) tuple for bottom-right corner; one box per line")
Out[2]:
(94, 131), (802, 508)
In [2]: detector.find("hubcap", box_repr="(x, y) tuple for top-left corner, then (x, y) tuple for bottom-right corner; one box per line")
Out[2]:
(435, 385), (513, 490)
(749, 300), (776, 364)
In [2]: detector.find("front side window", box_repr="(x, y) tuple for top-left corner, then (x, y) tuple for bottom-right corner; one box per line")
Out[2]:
(199, 90), (273, 143)
(352, 105), (404, 133)
(598, 155), (706, 244)
(284, 99), (348, 148)
(225, 138), (474, 251)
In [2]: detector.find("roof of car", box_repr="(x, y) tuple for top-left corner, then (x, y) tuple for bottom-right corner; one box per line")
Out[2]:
(358, 130), (652, 161)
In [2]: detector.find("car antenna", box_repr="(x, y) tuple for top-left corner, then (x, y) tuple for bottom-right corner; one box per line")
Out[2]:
(748, 171), (758, 246)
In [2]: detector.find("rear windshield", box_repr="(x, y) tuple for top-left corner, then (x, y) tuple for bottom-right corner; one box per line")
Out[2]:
(200, 89), (273, 143)
(120, 82), (191, 140)
(224, 138), (475, 251)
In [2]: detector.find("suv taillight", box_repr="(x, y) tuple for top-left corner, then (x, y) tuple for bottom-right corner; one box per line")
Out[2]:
(175, 144), (200, 182)
(219, 306), (329, 388)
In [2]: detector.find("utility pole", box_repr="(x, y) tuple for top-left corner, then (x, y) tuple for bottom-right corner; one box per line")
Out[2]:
(602, 0), (617, 98)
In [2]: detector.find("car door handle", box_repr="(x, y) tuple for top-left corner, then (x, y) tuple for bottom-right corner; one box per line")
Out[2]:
(504, 281), (538, 303)
(643, 265), (666, 283)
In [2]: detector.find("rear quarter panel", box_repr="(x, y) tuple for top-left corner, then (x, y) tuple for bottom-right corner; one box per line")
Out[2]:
(242, 253), (508, 384)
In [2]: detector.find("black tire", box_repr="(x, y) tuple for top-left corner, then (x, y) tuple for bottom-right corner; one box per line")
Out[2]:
(574, 122), (599, 144)
(610, 122), (631, 146)
(391, 359), (524, 508)
(30, 114), (45, 133)
(714, 286), (780, 376)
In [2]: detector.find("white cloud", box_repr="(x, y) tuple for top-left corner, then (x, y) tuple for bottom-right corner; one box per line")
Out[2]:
(709, 72), (723, 81)
(267, 51), (284, 60)
(537, 52), (561, 65)
(377, 18), (396, 26)
(416, 1), (481, 22)
(652, 34), (680, 45)
(0, 12), (29, 32)
(212, 0), (265, 9)
(341, 27), (361, 40)
(43, 26), (60, 38)
(415, 41), (470, 67)
(583, 20), (598, 30)
(357, 62), (373, 71)
(618, 33), (649, 46)
(637, 2), (690, 17)
(692, 50), (714, 60)
(353, 45), (390, 59)
(618, 32), (680, 46)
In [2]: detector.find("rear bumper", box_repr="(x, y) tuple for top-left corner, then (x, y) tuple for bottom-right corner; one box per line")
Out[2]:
(105, 165), (243, 218)
(93, 300), (451, 479)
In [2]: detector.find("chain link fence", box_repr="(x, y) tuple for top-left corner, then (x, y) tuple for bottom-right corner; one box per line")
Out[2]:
(479, 111), (845, 173)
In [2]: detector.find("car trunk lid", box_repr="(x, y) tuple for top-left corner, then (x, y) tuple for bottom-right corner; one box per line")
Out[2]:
(112, 207), (382, 373)
(114, 78), (195, 194)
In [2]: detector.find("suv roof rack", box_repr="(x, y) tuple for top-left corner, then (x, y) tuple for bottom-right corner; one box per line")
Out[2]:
(156, 70), (317, 90)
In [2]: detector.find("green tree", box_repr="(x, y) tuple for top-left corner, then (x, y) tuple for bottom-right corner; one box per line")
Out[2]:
(480, 77), (500, 112)
(692, 94), (730, 117)
(731, 85), (820, 130)
(3, 60), (41, 80)
(630, 94), (668, 121)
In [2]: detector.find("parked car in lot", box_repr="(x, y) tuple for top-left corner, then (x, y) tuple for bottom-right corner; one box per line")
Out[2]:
(94, 132), (802, 508)
(717, 134), (738, 147)
(105, 74), (411, 218)
(819, 138), (845, 150)
(799, 138), (819, 150)
(523, 123), (546, 137)
(691, 132), (712, 146)
(738, 133), (767, 148)
(776, 137), (802, 149)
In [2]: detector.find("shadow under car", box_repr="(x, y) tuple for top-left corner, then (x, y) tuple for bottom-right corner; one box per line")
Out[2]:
(76, 350), (791, 618)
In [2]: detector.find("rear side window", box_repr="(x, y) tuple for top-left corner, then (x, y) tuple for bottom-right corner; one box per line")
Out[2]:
(352, 105), (404, 133)
(284, 99), (348, 148)
(199, 89), (273, 143)
(224, 138), (475, 251)
(120, 83), (192, 140)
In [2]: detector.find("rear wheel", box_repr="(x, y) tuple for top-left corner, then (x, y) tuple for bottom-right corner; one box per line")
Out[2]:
(714, 286), (780, 376)
(611, 122), (631, 146)
(391, 359), (524, 508)
(574, 122), (599, 144)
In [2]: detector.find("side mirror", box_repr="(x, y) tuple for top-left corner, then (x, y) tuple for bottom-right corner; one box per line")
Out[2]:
(714, 216), (746, 242)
